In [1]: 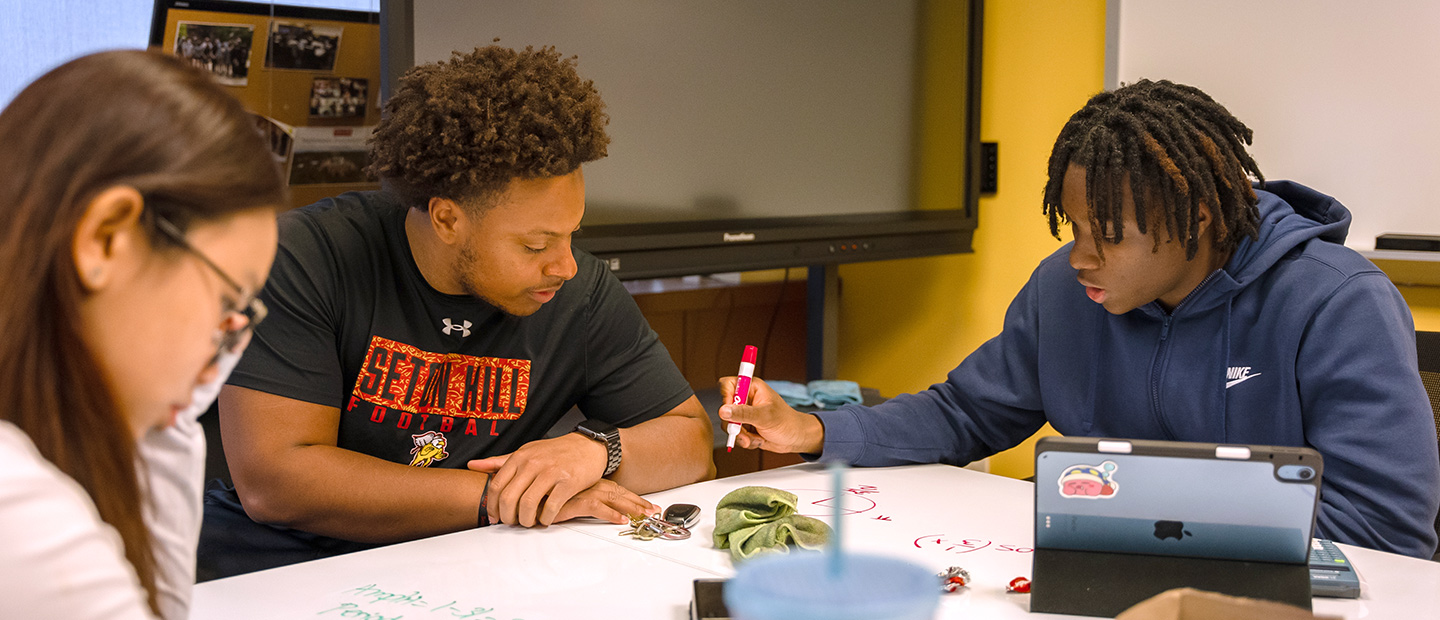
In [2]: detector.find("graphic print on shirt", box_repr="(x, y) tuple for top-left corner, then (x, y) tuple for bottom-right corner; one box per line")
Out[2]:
(408, 431), (449, 467)
(441, 318), (471, 337)
(348, 335), (531, 444)
(1225, 366), (1262, 389)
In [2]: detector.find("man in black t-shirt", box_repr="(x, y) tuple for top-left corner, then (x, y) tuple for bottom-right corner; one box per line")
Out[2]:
(198, 46), (715, 579)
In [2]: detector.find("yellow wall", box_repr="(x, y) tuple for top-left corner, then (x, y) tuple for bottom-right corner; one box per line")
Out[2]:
(837, 0), (1108, 479)
(1401, 286), (1440, 332)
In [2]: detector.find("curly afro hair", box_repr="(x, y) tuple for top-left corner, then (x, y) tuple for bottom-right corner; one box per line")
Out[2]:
(367, 45), (610, 210)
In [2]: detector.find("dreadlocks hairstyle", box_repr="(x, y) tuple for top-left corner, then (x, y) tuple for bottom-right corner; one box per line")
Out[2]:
(367, 45), (610, 210)
(1042, 79), (1264, 260)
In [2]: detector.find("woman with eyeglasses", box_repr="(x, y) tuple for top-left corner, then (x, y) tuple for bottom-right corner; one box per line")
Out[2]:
(0, 50), (285, 618)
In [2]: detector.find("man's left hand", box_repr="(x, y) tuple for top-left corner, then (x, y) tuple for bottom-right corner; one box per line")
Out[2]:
(467, 433), (610, 527)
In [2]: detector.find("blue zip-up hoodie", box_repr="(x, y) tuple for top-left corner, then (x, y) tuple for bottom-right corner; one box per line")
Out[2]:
(815, 181), (1440, 558)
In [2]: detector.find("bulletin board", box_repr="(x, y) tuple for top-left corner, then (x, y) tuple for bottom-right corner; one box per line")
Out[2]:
(150, 0), (381, 210)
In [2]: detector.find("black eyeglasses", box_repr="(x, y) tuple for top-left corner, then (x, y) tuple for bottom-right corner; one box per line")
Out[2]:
(153, 214), (268, 357)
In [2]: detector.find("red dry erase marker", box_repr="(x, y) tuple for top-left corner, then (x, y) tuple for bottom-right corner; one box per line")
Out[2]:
(727, 345), (758, 452)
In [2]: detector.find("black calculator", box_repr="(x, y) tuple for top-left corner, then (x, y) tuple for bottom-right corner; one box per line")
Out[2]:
(1309, 538), (1360, 598)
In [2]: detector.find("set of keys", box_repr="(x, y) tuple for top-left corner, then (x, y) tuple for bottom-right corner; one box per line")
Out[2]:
(620, 503), (700, 541)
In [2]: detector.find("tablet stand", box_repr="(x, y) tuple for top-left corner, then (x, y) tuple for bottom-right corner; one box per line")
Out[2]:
(1030, 547), (1311, 617)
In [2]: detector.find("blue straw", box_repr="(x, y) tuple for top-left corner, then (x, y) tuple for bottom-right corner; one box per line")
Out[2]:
(828, 460), (846, 579)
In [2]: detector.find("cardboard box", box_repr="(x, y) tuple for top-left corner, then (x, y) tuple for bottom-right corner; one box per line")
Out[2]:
(1117, 588), (1339, 620)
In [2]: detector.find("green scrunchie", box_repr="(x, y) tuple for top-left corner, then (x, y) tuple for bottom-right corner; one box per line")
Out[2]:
(712, 486), (832, 562)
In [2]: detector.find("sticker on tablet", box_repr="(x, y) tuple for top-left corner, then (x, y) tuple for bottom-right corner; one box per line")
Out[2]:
(1058, 461), (1118, 498)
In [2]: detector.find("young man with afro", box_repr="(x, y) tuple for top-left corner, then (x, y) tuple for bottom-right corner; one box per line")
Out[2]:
(718, 79), (1440, 559)
(199, 46), (715, 578)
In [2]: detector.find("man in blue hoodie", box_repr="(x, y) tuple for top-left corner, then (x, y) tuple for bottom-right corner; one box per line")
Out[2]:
(719, 79), (1440, 559)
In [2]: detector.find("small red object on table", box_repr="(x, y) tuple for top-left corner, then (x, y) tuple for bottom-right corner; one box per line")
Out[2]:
(940, 566), (971, 593)
(1007, 576), (1032, 594)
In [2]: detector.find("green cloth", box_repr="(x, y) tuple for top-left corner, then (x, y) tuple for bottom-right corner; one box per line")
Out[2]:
(713, 486), (832, 562)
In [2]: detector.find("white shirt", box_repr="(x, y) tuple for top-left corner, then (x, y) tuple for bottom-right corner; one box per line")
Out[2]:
(138, 414), (206, 620)
(0, 420), (157, 619)
(138, 346), (239, 620)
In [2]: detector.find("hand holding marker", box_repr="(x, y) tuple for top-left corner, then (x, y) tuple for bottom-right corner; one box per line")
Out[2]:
(727, 345), (758, 452)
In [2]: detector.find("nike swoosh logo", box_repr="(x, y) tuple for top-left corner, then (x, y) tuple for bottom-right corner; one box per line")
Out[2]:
(1226, 372), (1261, 389)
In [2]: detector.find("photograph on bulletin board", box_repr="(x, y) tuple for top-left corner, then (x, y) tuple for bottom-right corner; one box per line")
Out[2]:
(309, 77), (367, 120)
(264, 21), (343, 72)
(251, 114), (295, 184)
(288, 126), (374, 186)
(174, 21), (254, 86)
(150, 0), (381, 210)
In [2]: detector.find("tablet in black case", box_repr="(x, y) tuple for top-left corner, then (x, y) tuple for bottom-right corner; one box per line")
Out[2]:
(1030, 436), (1322, 616)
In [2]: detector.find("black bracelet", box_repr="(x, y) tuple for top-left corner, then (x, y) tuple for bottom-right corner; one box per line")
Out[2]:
(477, 475), (492, 528)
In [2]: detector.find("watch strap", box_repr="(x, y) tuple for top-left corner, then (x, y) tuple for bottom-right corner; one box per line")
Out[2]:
(597, 427), (622, 476)
(575, 421), (622, 476)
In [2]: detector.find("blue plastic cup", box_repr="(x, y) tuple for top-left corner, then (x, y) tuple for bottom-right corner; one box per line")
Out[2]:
(724, 551), (939, 620)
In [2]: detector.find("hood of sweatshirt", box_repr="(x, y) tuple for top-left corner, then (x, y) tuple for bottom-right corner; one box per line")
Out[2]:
(1153, 180), (1352, 316)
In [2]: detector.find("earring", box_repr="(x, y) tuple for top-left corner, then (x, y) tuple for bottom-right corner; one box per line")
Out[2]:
(89, 267), (102, 282)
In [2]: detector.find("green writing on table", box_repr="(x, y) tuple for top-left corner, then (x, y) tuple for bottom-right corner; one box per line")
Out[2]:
(317, 583), (523, 620)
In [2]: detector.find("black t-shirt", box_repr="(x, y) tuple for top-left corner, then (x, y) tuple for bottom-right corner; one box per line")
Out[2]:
(229, 191), (693, 467)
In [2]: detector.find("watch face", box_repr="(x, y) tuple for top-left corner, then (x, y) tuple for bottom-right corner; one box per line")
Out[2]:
(578, 420), (618, 438)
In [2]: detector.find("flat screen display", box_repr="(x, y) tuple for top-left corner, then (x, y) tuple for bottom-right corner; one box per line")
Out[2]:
(410, 0), (921, 227)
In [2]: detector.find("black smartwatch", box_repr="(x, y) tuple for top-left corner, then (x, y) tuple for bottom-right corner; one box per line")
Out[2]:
(573, 419), (622, 476)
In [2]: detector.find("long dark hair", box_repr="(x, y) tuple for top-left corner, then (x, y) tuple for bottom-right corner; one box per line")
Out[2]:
(0, 50), (286, 612)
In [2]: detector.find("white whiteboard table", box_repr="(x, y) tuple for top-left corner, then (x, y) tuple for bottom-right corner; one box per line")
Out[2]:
(192, 463), (1440, 619)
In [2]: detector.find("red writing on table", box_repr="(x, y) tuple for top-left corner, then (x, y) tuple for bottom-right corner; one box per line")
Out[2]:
(786, 487), (879, 517)
(914, 535), (1033, 555)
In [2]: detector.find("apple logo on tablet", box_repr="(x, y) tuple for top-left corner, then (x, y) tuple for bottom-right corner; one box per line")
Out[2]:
(1153, 520), (1192, 541)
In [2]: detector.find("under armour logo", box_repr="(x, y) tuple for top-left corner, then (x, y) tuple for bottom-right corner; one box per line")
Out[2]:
(441, 318), (472, 337)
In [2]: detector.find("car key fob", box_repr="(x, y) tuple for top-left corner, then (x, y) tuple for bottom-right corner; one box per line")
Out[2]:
(663, 503), (700, 529)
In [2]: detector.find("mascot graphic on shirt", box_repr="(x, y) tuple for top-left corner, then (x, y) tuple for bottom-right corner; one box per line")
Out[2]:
(408, 431), (450, 467)
(1058, 460), (1118, 498)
